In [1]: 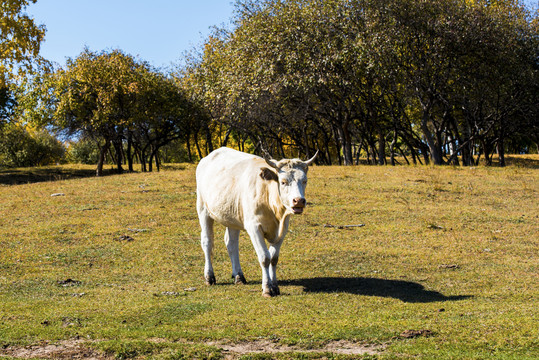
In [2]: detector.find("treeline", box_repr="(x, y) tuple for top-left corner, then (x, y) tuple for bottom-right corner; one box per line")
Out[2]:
(185, 0), (538, 166)
(11, 49), (202, 174)
(2, 0), (538, 171)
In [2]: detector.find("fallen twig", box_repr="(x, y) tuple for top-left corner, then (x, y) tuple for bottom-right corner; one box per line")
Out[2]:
(398, 329), (433, 339)
(128, 228), (149, 233)
(324, 224), (365, 229)
(439, 264), (460, 269)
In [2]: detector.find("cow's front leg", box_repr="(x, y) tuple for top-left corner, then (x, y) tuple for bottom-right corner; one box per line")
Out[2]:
(268, 240), (283, 295)
(246, 224), (276, 297)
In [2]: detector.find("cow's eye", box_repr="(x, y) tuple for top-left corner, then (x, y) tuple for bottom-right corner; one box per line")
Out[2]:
(281, 180), (288, 186)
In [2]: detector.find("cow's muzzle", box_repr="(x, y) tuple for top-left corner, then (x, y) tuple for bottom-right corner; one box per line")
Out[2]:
(292, 197), (306, 214)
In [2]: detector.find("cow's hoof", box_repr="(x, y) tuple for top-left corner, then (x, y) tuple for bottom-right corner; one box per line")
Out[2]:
(262, 286), (279, 297)
(234, 274), (247, 285)
(205, 275), (216, 286)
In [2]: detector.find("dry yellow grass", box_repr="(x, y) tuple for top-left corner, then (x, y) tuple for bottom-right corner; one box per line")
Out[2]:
(0, 156), (537, 359)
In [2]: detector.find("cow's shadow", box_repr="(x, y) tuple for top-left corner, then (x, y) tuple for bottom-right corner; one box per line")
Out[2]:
(280, 277), (471, 303)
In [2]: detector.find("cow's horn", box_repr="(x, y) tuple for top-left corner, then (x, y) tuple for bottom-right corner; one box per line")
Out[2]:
(263, 151), (279, 169)
(304, 150), (319, 166)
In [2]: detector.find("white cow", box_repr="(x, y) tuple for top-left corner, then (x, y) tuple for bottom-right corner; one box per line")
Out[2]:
(196, 147), (317, 297)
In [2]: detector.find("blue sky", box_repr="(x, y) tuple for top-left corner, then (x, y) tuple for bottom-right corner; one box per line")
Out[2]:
(27, 0), (537, 70)
(27, 0), (235, 69)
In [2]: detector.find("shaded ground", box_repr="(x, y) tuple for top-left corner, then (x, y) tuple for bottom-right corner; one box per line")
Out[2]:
(503, 155), (539, 168)
(282, 277), (471, 303)
(1, 154), (536, 185)
(355, 154), (539, 168)
(0, 166), (117, 185)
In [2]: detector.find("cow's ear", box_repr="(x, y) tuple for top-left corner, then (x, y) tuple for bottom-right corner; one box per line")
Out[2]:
(260, 167), (278, 182)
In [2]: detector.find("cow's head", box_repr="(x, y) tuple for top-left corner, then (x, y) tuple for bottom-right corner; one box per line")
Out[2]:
(263, 151), (318, 214)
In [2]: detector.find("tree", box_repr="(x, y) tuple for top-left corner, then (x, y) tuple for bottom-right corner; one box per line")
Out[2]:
(210, 0), (538, 165)
(0, 86), (17, 128)
(454, 0), (539, 166)
(130, 69), (188, 171)
(1, 0), (46, 86)
(49, 49), (147, 175)
(196, 0), (371, 164)
(30, 49), (192, 174)
(369, 0), (537, 165)
(0, 123), (64, 167)
(1, 0), (47, 132)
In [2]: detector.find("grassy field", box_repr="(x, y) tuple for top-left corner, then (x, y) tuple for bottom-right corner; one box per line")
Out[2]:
(0, 156), (537, 359)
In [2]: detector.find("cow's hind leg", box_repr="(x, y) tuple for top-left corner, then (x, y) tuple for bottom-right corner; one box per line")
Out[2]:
(198, 206), (216, 285)
(224, 227), (246, 284)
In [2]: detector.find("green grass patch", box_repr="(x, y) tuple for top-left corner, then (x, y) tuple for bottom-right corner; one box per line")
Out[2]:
(0, 158), (537, 359)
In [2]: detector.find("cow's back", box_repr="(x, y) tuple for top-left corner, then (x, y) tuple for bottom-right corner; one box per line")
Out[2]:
(197, 147), (257, 172)
(196, 147), (264, 229)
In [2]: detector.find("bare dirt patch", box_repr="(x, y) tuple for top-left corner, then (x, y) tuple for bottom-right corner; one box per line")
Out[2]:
(207, 339), (384, 356)
(1, 339), (383, 359)
(0, 340), (110, 360)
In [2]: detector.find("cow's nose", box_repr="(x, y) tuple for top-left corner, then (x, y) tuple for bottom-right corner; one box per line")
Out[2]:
(293, 197), (306, 207)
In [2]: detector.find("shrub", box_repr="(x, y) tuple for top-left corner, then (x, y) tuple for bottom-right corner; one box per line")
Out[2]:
(0, 123), (65, 167)
(66, 138), (100, 164)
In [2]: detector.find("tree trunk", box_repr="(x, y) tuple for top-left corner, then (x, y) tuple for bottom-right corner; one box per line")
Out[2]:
(222, 128), (231, 147)
(140, 146), (148, 172)
(113, 139), (124, 174)
(355, 137), (365, 165)
(127, 132), (134, 172)
(460, 123), (473, 166)
(343, 130), (353, 166)
(404, 138), (418, 165)
(389, 129), (397, 166)
(240, 138), (245, 152)
(277, 138), (286, 158)
(398, 145), (410, 165)
(336, 119), (353, 165)
(474, 146), (482, 166)
(377, 129), (386, 165)
(368, 140), (378, 165)
(447, 134), (459, 166)
(302, 125), (310, 159)
(331, 126), (342, 165)
(498, 136), (506, 167)
(96, 139), (111, 177)
(194, 133), (203, 160)
(420, 112), (444, 165)
(185, 133), (193, 163)
(204, 121), (213, 155)
(321, 127), (332, 165)
(154, 149), (160, 172)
